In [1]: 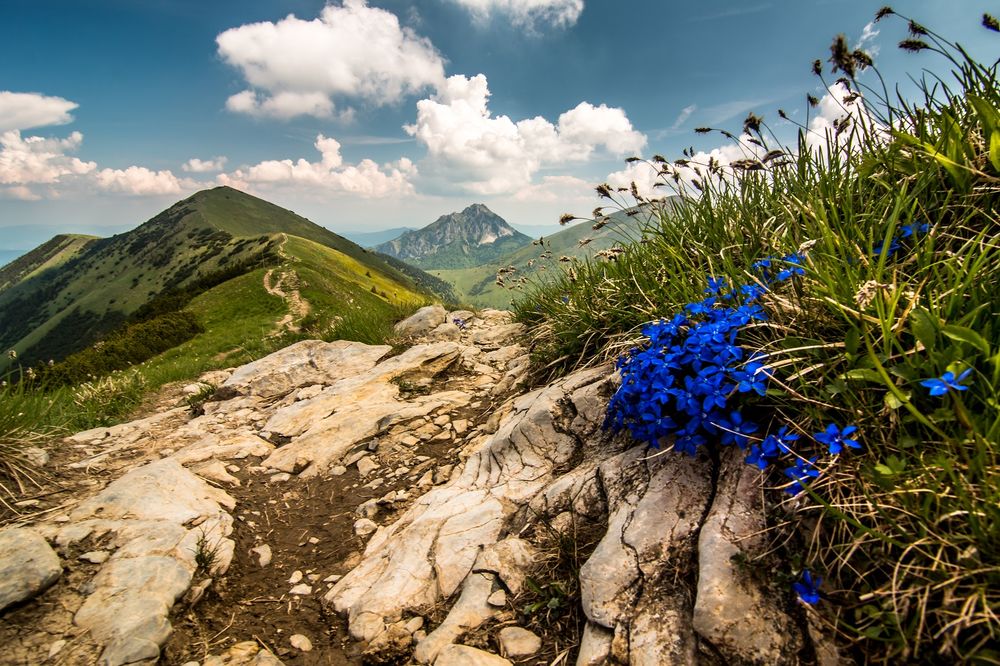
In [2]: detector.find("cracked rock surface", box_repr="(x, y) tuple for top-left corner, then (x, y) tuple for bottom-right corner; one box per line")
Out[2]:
(1, 307), (818, 665)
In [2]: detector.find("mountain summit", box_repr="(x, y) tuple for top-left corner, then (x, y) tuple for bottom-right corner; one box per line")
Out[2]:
(375, 204), (531, 270)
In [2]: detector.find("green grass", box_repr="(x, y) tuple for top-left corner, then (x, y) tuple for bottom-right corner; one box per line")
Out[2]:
(515, 11), (999, 663)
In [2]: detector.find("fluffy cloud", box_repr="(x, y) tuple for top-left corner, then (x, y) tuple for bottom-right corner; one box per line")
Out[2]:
(95, 166), (184, 196)
(406, 74), (645, 195)
(0, 92), (78, 131)
(512, 174), (592, 202)
(182, 156), (228, 173)
(0, 127), (190, 199)
(807, 82), (883, 152)
(0, 130), (96, 186)
(1, 185), (42, 201)
(219, 134), (416, 197)
(217, 1), (445, 120)
(447, 0), (584, 28)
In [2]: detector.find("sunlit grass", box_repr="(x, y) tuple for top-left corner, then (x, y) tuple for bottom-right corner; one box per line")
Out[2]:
(515, 10), (999, 663)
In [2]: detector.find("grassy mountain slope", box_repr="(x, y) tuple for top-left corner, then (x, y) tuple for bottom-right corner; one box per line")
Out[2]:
(433, 205), (666, 308)
(0, 234), (98, 294)
(376, 203), (532, 270)
(0, 186), (432, 368)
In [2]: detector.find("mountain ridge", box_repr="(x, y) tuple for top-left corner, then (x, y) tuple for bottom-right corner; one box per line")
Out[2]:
(0, 186), (436, 368)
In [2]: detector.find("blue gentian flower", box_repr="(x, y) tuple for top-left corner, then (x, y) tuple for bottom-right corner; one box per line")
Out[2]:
(739, 283), (767, 303)
(452, 317), (467, 330)
(793, 570), (822, 604)
(814, 424), (860, 455)
(705, 275), (727, 295)
(872, 238), (902, 256)
(731, 361), (770, 396)
(783, 456), (820, 494)
(713, 411), (759, 449)
(898, 222), (929, 238)
(920, 369), (973, 396)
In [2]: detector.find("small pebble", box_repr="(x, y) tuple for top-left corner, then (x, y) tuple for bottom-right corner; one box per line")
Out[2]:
(290, 634), (313, 652)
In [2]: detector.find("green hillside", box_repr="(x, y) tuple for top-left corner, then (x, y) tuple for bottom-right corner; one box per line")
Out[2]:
(433, 204), (671, 308)
(0, 186), (432, 369)
(0, 234), (98, 294)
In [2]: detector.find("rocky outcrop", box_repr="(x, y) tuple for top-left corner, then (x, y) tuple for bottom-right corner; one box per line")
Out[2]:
(1, 307), (814, 665)
(375, 204), (531, 269)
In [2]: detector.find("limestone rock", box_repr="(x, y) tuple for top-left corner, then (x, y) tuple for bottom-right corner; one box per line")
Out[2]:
(692, 447), (802, 664)
(577, 445), (713, 665)
(394, 305), (447, 337)
(251, 544), (272, 567)
(0, 527), (61, 611)
(430, 322), (461, 341)
(202, 641), (285, 665)
(498, 626), (541, 658)
(435, 645), (511, 666)
(327, 367), (611, 645)
(289, 634), (313, 651)
(220, 339), (390, 398)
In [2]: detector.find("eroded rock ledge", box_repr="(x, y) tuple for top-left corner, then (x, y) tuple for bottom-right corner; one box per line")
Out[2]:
(0, 306), (826, 665)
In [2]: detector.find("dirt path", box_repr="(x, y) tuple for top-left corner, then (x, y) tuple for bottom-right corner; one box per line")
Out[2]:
(263, 267), (311, 335)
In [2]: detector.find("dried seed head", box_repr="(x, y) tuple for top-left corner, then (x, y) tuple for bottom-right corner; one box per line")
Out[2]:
(559, 213), (575, 226)
(984, 13), (1000, 32)
(812, 59), (823, 76)
(652, 154), (668, 163)
(852, 49), (873, 70)
(778, 109), (788, 120)
(908, 20), (928, 36)
(595, 183), (612, 198)
(807, 94), (820, 107)
(899, 38), (930, 52)
(694, 127), (712, 134)
(743, 112), (763, 135)
(875, 6), (894, 21)
(829, 34), (856, 78)
(625, 156), (642, 163)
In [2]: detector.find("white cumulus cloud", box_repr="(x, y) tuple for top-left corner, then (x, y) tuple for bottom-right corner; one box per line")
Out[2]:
(406, 73), (645, 195)
(182, 156), (228, 173)
(95, 166), (184, 196)
(447, 0), (584, 28)
(0, 130), (96, 186)
(0, 92), (78, 131)
(217, 0), (446, 120)
(219, 134), (416, 197)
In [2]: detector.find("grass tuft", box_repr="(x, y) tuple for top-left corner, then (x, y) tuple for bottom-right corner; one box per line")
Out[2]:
(514, 11), (999, 663)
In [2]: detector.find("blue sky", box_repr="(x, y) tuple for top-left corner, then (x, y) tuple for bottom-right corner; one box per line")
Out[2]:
(1, 0), (996, 249)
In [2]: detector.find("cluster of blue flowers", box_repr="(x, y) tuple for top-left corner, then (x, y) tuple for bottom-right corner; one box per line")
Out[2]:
(872, 222), (929, 257)
(606, 252), (836, 481)
(604, 251), (872, 606)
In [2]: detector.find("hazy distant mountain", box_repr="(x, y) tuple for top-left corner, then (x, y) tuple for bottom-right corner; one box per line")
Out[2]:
(376, 204), (531, 270)
(431, 202), (676, 308)
(341, 226), (415, 247)
(0, 186), (439, 367)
